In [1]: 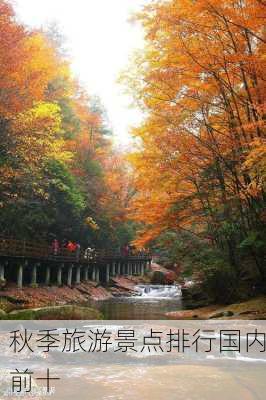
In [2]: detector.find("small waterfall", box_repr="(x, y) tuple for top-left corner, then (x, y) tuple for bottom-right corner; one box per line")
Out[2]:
(135, 284), (181, 298)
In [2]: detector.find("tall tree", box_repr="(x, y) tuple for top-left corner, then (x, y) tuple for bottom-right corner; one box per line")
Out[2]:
(123, 0), (266, 280)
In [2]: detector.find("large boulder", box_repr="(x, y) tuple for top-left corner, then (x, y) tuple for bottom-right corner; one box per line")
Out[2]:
(150, 262), (177, 284)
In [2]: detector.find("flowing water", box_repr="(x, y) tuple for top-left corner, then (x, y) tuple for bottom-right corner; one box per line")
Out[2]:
(96, 284), (183, 319)
(1, 287), (264, 399)
(135, 284), (182, 298)
(1, 320), (265, 399)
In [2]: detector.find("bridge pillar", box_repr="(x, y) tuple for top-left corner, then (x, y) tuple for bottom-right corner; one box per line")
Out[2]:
(0, 264), (5, 281)
(95, 266), (100, 283)
(31, 264), (38, 286)
(121, 262), (124, 275)
(75, 265), (81, 285)
(67, 265), (73, 286)
(84, 266), (89, 281)
(134, 263), (138, 275)
(92, 265), (96, 281)
(45, 266), (51, 286)
(117, 262), (121, 276)
(57, 265), (63, 286)
(106, 264), (110, 283)
(111, 262), (116, 277)
(129, 262), (133, 276)
(17, 264), (24, 289)
(125, 262), (129, 276)
(125, 262), (128, 276)
(141, 262), (145, 276)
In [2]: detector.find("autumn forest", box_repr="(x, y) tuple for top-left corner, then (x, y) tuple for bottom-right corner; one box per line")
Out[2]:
(0, 0), (266, 303)
(0, 0), (134, 250)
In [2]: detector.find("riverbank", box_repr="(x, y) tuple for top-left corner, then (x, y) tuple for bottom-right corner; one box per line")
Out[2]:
(166, 296), (266, 319)
(0, 275), (148, 316)
(1, 270), (265, 320)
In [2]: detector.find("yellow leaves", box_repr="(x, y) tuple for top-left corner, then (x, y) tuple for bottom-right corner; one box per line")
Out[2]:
(21, 32), (61, 99)
(244, 181), (263, 199)
(243, 139), (266, 194)
(124, 0), (266, 246)
(243, 139), (266, 170)
(0, 0), (123, 240)
(14, 102), (61, 132)
(0, 2), (73, 118)
(49, 138), (73, 163)
(9, 101), (71, 169)
(85, 217), (99, 231)
(0, 26), (62, 117)
(98, 151), (133, 224)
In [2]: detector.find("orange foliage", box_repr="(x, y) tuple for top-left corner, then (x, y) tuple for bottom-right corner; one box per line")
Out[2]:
(124, 0), (266, 248)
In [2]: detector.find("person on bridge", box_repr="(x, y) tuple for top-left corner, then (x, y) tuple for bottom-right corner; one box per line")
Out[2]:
(122, 244), (129, 257)
(84, 247), (95, 260)
(67, 241), (77, 253)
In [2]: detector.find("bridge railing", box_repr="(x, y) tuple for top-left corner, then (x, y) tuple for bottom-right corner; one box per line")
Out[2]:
(0, 238), (48, 258)
(0, 238), (151, 263)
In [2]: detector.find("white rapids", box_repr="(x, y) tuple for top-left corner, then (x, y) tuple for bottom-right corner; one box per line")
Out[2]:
(134, 284), (182, 298)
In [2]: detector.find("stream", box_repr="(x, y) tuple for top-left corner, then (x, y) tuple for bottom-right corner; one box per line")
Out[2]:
(1, 286), (264, 399)
(1, 283), (265, 399)
(1, 318), (265, 400)
(95, 284), (183, 319)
